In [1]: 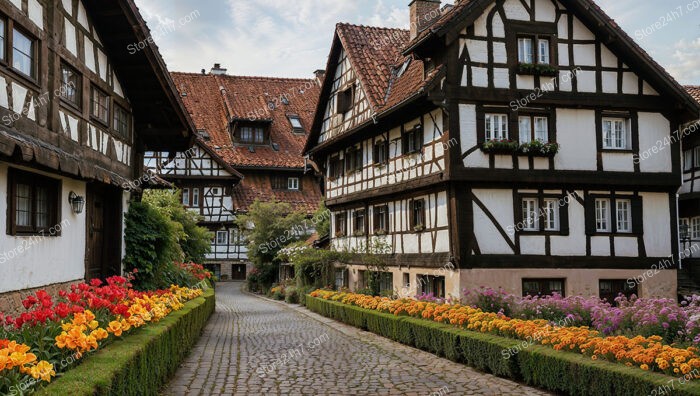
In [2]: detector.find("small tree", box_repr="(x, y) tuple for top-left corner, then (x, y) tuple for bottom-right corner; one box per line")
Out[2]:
(236, 199), (310, 291)
(278, 243), (349, 290)
(313, 201), (331, 239)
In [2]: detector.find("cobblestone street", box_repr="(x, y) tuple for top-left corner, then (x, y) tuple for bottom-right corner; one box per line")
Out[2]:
(162, 282), (551, 396)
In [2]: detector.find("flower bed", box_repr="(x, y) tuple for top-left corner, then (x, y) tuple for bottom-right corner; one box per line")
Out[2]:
(0, 274), (207, 394)
(310, 289), (700, 379)
(306, 295), (700, 396)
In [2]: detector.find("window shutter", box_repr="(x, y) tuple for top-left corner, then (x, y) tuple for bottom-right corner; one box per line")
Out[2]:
(384, 207), (390, 231)
(373, 143), (379, 164)
(632, 197), (644, 235)
(559, 200), (569, 235)
(584, 197), (596, 235)
(402, 133), (409, 155)
(409, 200), (415, 228)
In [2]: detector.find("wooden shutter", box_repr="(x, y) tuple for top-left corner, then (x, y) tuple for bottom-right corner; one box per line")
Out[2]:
(584, 196), (596, 235)
(559, 199), (570, 236)
(373, 143), (379, 164)
(632, 196), (644, 235)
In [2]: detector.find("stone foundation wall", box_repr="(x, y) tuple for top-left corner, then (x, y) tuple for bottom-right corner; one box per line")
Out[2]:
(0, 280), (83, 317)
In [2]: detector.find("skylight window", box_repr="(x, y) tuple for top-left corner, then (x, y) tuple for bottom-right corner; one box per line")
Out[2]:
(288, 115), (305, 133)
(396, 58), (411, 78)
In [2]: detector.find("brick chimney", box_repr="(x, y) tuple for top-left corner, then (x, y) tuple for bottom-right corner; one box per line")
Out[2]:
(210, 63), (228, 75)
(409, 0), (442, 40)
(313, 69), (326, 85)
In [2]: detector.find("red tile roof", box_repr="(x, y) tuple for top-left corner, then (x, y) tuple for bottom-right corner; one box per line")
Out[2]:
(687, 86), (700, 105)
(231, 173), (321, 214)
(171, 72), (321, 169)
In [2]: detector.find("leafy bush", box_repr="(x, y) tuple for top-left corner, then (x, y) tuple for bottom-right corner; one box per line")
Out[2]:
(462, 287), (516, 316)
(284, 287), (299, 304)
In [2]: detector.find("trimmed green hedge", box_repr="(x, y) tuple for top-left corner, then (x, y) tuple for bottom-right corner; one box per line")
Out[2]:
(36, 287), (215, 396)
(306, 296), (700, 396)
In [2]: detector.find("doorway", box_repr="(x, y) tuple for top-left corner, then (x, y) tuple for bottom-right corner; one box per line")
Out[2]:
(85, 183), (122, 281)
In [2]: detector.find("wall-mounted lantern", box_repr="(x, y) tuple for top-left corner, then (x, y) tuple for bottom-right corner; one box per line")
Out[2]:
(68, 191), (85, 214)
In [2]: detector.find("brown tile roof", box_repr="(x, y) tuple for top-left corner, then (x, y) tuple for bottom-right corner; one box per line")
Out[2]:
(687, 86), (700, 105)
(171, 72), (321, 169)
(232, 173), (321, 214)
(404, 1), (471, 52)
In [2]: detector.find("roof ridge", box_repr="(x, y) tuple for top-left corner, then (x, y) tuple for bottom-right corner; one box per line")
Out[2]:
(170, 71), (315, 82)
(336, 22), (409, 32)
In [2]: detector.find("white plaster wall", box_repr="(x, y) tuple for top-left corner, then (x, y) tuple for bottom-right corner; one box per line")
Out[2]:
(615, 237), (638, 257)
(520, 236), (545, 255)
(550, 192), (587, 256)
(641, 192), (671, 257)
(472, 189), (514, 254)
(602, 153), (634, 172)
(534, 0), (556, 22)
(503, 0), (529, 21)
(638, 112), (673, 173)
(460, 104), (490, 168)
(555, 109), (597, 170)
(0, 163), (87, 293)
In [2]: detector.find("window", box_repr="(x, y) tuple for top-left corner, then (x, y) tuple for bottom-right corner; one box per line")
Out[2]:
(335, 269), (349, 290)
(239, 126), (265, 144)
(485, 114), (508, 141)
(599, 280), (637, 303)
(336, 85), (354, 114)
(543, 198), (559, 231)
(518, 37), (533, 63)
(182, 188), (190, 206)
(403, 125), (423, 155)
(374, 140), (389, 165)
(12, 28), (35, 78)
(417, 275), (445, 298)
(345, 146), (363, 172)
(402, 273), (410, 289)
(695, 147), (700, 169)
(522, 279), (565, 297)
(685, 149), (694, 171)
(329, 155), (344, 179)
(203, 264), (221, 279)
(91, 86), (109, 124)
(518, 36), (551, 65)
(538, 38), (550, 64)
(373, 205), (389, 234)
(7, 169), (60, 235)
(288, 116), (304, 133)
(410, 199), (426, 230)
(335, 213), (347, 237)
(287, 177), (299, 191)
(522, 198), (538, 231)
(192, 188), (200, 207)
(353, 209), (365, 235)
(114, 106), (129, 138)
(595, 199), (610, 232)
(60, 63), (81, 107)
(0, 19), (5, 60)
(216, 231), (228, 245)
(692, 217), (700, 239)
(271, 176), (286, 190)
(616, 199), (632, 233)
(378, 272), (393, 294)
(602, 118), (630, 150)
(589, 196), (640, 234)
(518, 115), (548, 143)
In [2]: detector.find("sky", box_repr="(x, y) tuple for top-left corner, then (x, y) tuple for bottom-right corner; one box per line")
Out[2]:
(131, 0), (700, 85)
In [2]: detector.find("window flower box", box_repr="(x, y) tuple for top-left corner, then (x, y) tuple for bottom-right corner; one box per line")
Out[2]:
(481, 139), (519, 155)
(414, 225), (426, 232)
(518, 141), (560, 157)
(374, 229), (388, 236)
(353, 231), (366, 237)
(335, 231), (346, 238)
(517, 63), (558, 77)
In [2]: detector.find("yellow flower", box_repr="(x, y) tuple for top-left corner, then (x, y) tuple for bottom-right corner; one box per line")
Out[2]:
(640, 364), (649, 371)
(30, 361), (56, 382)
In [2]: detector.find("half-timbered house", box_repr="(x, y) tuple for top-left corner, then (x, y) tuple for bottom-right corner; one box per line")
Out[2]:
(306, 0), (700, 300)
(147, 69), (323, 279)
(679, 86), (700, 295)
(0, 0), (194, 313)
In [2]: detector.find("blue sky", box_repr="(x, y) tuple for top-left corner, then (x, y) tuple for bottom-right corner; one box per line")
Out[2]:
(132, 0), (700, 85)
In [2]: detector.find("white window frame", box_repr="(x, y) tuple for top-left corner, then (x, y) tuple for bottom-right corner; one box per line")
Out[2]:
(685, 149), (694, 171)
(288, 177), (300, 190)
(216, 230), (228, 245)
(486, 114), (508, 141)
(692, 217), (700, 239)
(538, 38), (550, 64)
(595, 199), (611, 232)
(543, 198), (560, 231)
(192, 188), (200, 207)
(602, 118), (629, 150)
(616, 199), (632, 233)
(522, 198), (539, 231)
(288, 116), (303, 130)
(518, 37), (533, 63)
(182, 188), (190, 206)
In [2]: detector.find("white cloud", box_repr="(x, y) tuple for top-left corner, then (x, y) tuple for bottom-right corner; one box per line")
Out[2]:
(668, 38), (700, 85)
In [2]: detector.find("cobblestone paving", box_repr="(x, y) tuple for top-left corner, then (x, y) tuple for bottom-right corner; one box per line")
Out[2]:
(163, 282), (551, 396)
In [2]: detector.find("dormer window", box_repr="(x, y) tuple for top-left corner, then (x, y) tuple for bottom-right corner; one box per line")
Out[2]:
(288, 115), (304, 133)
(237, 125), (266, 145)
(518, 37), (551, 65)
(336, 85), (354, 114)
(198, 129), (211, 141)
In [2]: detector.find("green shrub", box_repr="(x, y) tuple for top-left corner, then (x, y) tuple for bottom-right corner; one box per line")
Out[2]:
(305, 297), (700, 396)
(37, 288), (215, 396)
(285, 287), (299, 304)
